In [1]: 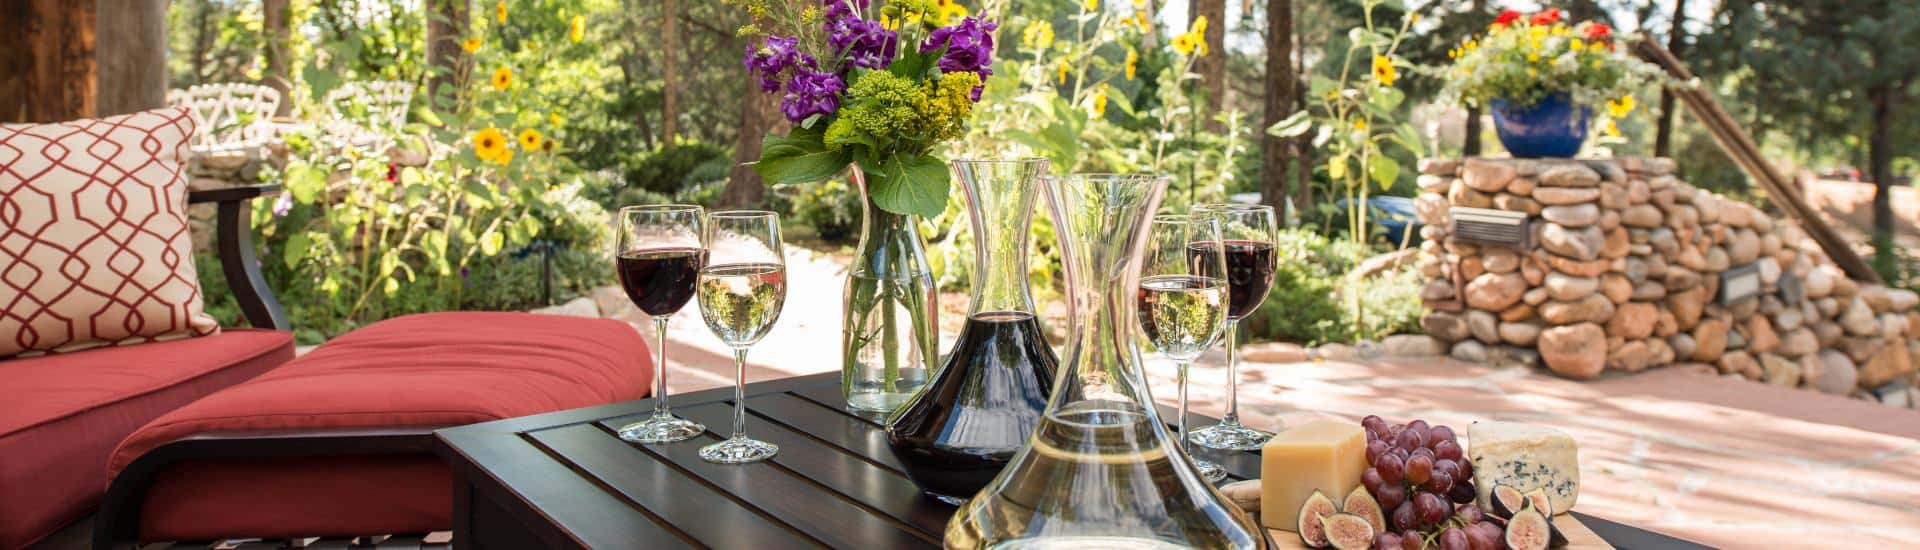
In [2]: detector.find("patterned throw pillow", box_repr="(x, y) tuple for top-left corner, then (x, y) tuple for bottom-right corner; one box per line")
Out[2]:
(0, 107), (220, 358)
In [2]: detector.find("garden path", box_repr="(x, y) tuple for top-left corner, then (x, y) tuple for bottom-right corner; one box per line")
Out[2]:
(566, 244), (1920, 549)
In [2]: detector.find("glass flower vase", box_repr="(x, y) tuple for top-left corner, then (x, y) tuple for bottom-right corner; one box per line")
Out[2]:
(944, 174), (1269, 549)
(842, 169), (940, 414)
(885, 159), (1058, 504)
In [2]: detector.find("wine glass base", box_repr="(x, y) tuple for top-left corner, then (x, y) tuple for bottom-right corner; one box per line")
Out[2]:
(1189, 422), (1274, 451)
(1196, 459), (1228, 483)
(700, 436), (779, 464)
(617, 415), (707, 444)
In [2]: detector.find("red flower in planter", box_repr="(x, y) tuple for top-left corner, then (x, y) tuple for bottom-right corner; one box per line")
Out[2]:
(1493, 9), (1522, 28)
(1530, 9), (1562, 25)
(1585, 22), (1613, 40)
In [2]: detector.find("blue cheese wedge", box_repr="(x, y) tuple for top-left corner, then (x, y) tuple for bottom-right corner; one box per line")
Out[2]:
(1468, 421), (1579, 515)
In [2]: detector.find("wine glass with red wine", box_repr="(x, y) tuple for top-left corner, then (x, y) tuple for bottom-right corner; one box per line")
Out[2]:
(1187, 204), (1279, 451)
(615, 205), (708, 444)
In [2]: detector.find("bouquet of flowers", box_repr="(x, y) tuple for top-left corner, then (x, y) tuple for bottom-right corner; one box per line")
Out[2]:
(1439, 8), (1664, 133)
(742, 0), (998, 218)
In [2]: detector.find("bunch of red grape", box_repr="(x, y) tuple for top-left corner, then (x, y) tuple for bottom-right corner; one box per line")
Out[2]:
(1361, 416), (1504, 549)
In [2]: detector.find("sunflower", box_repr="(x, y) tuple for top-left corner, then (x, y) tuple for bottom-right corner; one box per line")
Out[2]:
(1124, 48), (1139, 80)
(491, 67), (513, 91)
(495, 1), (507, 24)
(1083, 0), (1098, 11)
(460, 37), (484, 52)
(1372, 55), (1397, 87)
(1171, 32), (1198, 56)
(1090, 84), (1109, 117)
(473, 127), (510, 163)
(493, 148), (515, 166)
(569, 15), (585, 43)
(1607, 95), (1635, 118)
(518, 128), (543, 151)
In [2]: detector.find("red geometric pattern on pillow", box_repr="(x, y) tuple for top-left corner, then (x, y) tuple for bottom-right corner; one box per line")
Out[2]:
(0, 107), (220, 358)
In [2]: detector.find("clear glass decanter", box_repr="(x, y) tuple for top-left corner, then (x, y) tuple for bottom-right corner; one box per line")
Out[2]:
(885, 159), (1060, 504)
(944, 174), (1269, 550)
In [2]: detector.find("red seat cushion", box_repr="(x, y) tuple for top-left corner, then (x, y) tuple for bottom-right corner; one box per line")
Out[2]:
(107, 311), (653, 541)
(0, 329), (293, 549)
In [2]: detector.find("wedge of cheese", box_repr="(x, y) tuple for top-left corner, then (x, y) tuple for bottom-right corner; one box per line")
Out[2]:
(1468, 421), (1580, 515)
(1259, 420), (1367, 531)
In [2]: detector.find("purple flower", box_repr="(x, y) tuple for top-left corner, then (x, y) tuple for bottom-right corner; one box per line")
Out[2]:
(781, 68), (846, 122)
(826, 15), (897, 70)
(822, 0), (868, 22)
(272, 192), (293, 217)
(744, 36), (810, 93)
(921, 18), (998, 99)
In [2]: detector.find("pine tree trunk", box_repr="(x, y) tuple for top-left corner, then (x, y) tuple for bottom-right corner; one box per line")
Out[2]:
(1463, 0), (1486, 157)
(191, 1), (211, 83)
(1260, 0), (1294, 214)
(660, 0), (680, 150)
(1654, 0), (1687, 158)
(1869, 84), (1896, 273)
(94, 0), (166, 117)
(425, 0), (470, 110)
(1190, 0), (1226, 133)
(264, 0), (294, 116)
(0, 0), (96, 122)
(722, 81), (779, 208)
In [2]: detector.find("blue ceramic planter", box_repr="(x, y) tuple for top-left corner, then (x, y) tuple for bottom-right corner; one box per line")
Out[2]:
(1490, 93), (1591, 158)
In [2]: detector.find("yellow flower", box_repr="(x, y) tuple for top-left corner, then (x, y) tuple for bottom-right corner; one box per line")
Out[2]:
(1091, 84), (1109, 116)
(491, 67), (513, 90)
(1354, 118), (1369, 131)
(518, 128), (543, 151)
(1125, 48), (1139, 80)
(880, 13), (898, 30)
(1189, 15), (1208, 36)
(936, 0), (968, 25)
(493, 148), (514, 166)
(1571, 39), (1587, 52)
(473, 127), (509, 162)
(1604, 119), (1621, 137)
(570, 15), (585, 43)
(1171, 32), (1198, 56)
(495, 1), (507, 24)
(1527, 52), (1541, 62)
(1372, 55), (1397, 87)
(1607, 95), (1636, 118)
(460, 37), (484, 53)
(550, 113), (563, 127)
(1084, 0), (1099, 11)
(1022, 21), (1055, 50)
(1057, 59), (1070, 84)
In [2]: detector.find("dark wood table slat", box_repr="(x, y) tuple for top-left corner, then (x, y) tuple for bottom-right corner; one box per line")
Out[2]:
(572, 403), (935, 549)
(435, 425), (688, 549)
(648, 400), (956, 539)
(731, 392), (909, 473)
(523, 424), (819, 549)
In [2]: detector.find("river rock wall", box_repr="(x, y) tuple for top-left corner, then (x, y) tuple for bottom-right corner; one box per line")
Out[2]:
(1414, 157), (1920, 404)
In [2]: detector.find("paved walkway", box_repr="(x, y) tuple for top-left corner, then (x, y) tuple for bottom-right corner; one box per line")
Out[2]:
(585, 245), (1920, 549)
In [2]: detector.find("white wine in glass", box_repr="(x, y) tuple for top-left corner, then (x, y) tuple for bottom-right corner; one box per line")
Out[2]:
(696, 210), (786, 464)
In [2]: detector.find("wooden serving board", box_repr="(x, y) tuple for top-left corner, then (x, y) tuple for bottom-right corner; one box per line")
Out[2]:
(1266, 514), (1613, 549)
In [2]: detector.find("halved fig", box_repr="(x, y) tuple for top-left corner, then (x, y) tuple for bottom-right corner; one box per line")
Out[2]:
(1322, 513), (1377, 550)
(1343, 486), (1386, 533)
(1490, 484), (1528, 519)
(1504, 506), (1552, 550)
(1298, 490), (1339, 548)
(1522, 488), (1555, 517)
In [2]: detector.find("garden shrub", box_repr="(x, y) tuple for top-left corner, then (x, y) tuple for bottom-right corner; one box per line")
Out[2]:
(621, 141), (730, 194)
(1240, 228), (1424, 346)
(783, 178), (863, 242)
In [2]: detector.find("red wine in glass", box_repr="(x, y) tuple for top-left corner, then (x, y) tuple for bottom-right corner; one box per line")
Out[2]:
(617, 247), (707, 316)
(1189, 240), (1276, 319)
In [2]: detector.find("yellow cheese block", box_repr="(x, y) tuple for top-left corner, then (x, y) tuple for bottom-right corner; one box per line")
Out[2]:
(1259, 420), (1368, 531)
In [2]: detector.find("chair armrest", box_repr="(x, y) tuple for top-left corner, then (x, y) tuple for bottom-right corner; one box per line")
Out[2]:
(189, 184), (290, 331)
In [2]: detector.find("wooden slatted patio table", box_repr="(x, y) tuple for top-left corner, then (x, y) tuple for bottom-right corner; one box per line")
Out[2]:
(433, 372), (1708, 549)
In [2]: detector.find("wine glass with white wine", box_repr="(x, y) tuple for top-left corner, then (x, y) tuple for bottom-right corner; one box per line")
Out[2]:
(1139, 213), (1233, 483)
(696, 210), (787, 464)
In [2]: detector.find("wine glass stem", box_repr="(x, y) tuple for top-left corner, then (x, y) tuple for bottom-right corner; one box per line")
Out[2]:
(652, 316), (672, 419)
(731, 347), (749, 439)
(1222, 319), (1241, 426)
(1177, 360), (1192, 456)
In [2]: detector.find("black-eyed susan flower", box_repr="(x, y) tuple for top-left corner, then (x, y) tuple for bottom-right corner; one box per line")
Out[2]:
(518, 129), (543, 151)
(1372, 55), (1397, 87)
(570, 15), (585, 43)
(491, 67), (512, 90)
(461, 37), (483, 52)
(473, 127), (509, 163)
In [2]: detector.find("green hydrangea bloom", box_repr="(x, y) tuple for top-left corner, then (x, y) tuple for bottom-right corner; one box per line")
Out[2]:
(825, 70), (980, 155)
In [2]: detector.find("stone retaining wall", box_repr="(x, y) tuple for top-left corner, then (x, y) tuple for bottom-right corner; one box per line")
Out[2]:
(1414, 157), (1920, 406)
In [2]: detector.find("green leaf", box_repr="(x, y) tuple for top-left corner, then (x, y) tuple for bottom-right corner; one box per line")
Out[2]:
(479, 230), (504, 256)
(1266, 110), (1314, 138)
(285, 164), (326, 203)
(284, 233), (311, 268)
(752, 126), (851, 184)
(1369, 156), (1402, 191)
(863, 154), (950, 219)
(889, 47), (940, 79)
(517, 216), (542, 240)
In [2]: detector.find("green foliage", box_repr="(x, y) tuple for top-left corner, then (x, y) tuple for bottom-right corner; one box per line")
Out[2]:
(1240, 229), (1423, 345)
(783, 178), (864, 242)
(621, 141), (731, 194)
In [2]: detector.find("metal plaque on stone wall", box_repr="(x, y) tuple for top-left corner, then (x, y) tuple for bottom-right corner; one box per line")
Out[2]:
(1450, 207), (1530, 248)
(1719, 263), (1762, 306)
